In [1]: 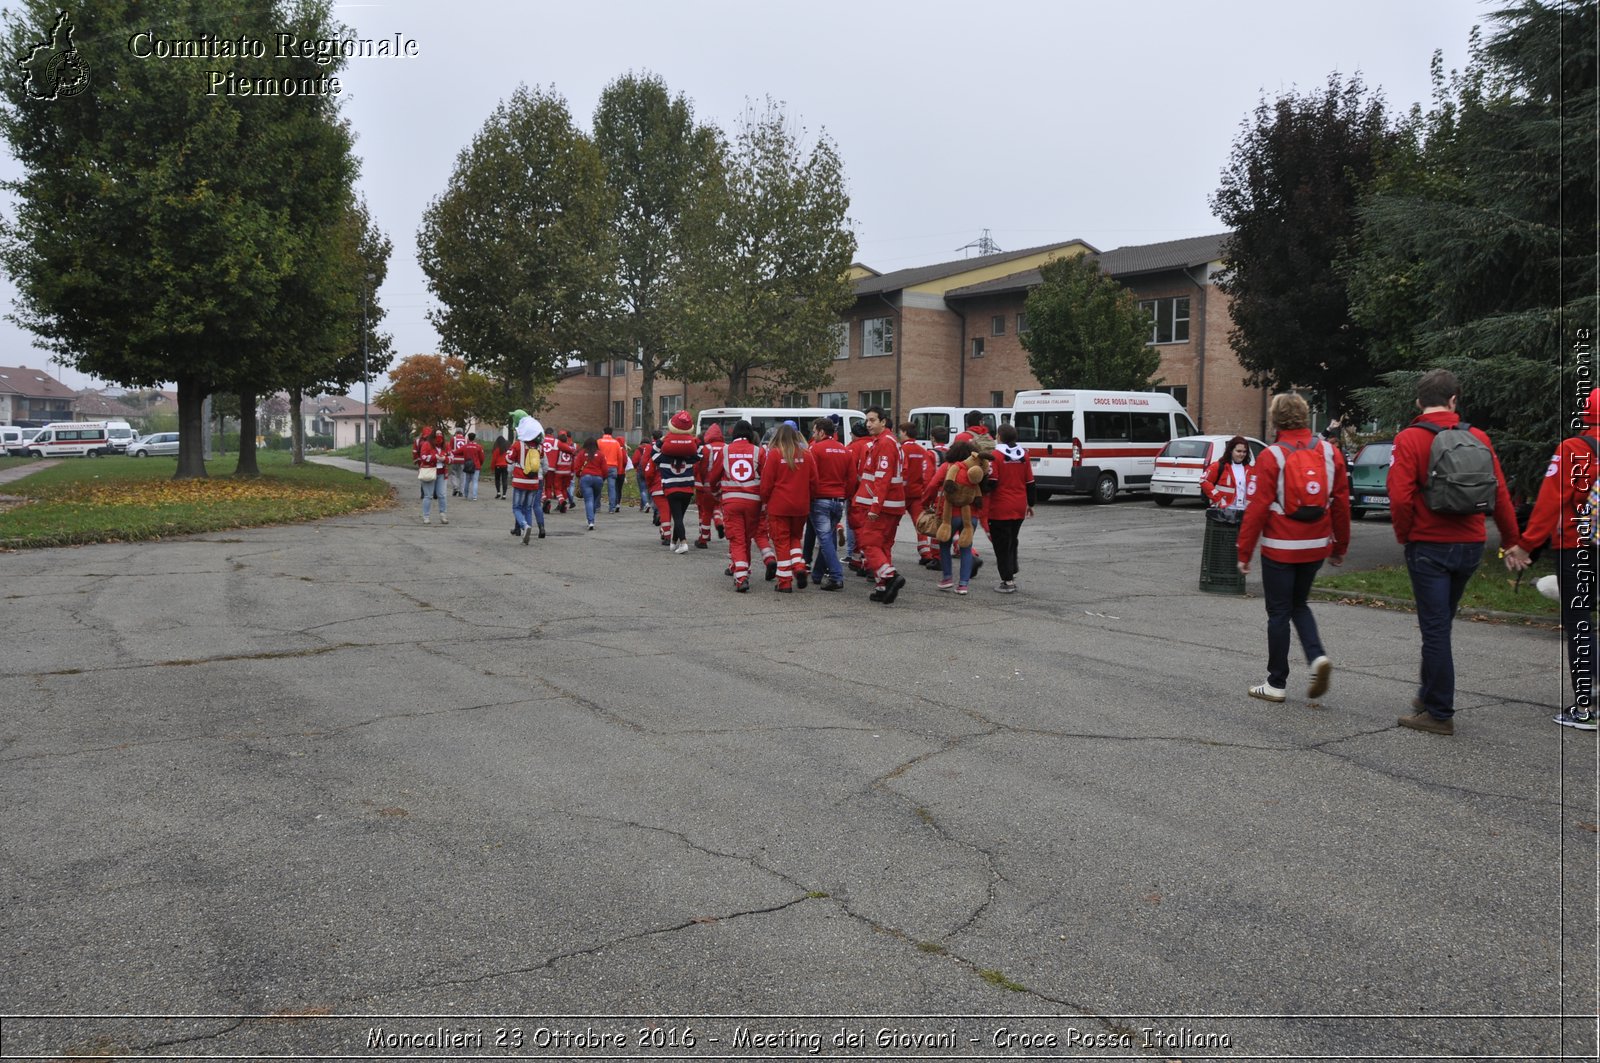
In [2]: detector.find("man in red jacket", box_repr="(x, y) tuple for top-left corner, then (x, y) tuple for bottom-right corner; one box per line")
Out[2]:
(1389, 369), (1522, 736)
(1505, 387), (1596, 729)
(855, 406), (908, 604)
(694, 422), (727, 548)
(898, 422), (937, 566)
(806, 417), (853, 590)
(1237, 393), (1349, 705)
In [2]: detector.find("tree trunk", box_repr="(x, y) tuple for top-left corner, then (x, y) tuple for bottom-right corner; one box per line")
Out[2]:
(290, 391), (305, 464)
(175, 377), (209, 480)
(236, 391), (261, 477)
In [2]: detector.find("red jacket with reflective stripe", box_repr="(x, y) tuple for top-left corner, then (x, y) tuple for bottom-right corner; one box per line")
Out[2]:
(810, 437), (853, 499)
(1388, 411), (1519, 545)
(1237, 429), (1350, 564)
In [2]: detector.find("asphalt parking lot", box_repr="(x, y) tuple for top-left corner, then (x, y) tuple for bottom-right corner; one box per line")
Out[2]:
(1, 458), (1592, 1060)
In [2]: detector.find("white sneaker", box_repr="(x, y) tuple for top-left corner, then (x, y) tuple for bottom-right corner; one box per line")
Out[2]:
(440, 514), (448, 525)
(1249, 682), (1286, 703)
(675, 542), (689, 554)
(1307, 655), (1332, 699)
(421, 515), (430, 524)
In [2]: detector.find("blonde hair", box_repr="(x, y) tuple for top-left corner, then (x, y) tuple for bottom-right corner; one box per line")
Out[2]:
(771, 423), (803, 468)
(1269, 393), (1310, 430)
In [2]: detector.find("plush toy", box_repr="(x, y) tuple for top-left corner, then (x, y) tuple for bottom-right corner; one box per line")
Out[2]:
(937, 449), (992, 547)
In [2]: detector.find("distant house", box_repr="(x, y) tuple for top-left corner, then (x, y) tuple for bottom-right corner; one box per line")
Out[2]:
(0, 365), (78, 426)
(323, 397), (383, 449)
(75, 388), (146, 424)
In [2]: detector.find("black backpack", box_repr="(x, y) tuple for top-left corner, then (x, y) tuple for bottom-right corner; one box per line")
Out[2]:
(1414, 421), (1497, 515)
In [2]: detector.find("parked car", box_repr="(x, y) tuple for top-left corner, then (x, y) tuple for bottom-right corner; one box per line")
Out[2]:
(1348, 440), (1393, 520)
(129, 431), (180, 457)
(1149, 434), (1267, 506)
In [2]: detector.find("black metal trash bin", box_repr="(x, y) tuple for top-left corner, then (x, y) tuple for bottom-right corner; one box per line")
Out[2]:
(1199, 507), (1245, 595)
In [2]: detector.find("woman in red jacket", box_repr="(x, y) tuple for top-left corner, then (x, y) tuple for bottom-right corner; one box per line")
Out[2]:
(490, 436), (511, 500)
(576, 437), (608, 530)
(1202, 436), (1253, 516)
(759, 423), (819, 591)
(416, 428), (450, 525)
(988, 422), (1036, 593)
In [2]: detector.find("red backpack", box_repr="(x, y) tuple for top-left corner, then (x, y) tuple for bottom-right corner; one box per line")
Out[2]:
(1268, 439), (1335, 522)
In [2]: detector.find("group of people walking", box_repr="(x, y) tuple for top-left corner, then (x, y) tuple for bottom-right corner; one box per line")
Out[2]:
(412, 372), (1594, 734)
(1228, 371), (1595, 736)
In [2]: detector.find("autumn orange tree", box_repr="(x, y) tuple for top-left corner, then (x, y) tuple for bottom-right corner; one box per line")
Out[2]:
(375, 355), (498, 434)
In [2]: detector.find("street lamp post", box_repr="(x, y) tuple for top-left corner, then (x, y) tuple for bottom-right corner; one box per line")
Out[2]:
(361, 273), (374, 478)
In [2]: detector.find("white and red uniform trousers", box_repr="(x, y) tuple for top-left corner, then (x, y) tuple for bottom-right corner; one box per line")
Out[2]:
(759, 447), (819, 590)
(900, 438), (936, 561)
(695, 426), (727, 545)
(855, 432), (907, 587)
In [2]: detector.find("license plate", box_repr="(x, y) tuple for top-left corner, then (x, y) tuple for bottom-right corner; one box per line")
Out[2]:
(1361, 495), (1388, 506)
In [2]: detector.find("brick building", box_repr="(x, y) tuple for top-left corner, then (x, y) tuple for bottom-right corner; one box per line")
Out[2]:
(543, 232), (1270, 443)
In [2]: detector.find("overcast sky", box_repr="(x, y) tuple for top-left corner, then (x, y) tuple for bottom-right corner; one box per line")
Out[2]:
(2, 0), (1491, 393)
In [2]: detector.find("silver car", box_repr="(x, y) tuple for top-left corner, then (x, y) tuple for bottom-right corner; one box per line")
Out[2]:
(129, 432), (179, 457)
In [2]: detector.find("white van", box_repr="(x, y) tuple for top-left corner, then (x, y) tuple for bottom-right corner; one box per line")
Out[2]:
(103, 420), (136, 453)
(24, 421), (117, 458)
(906, 406), (1011, 442)
(696, 407), (867, 444)
(1010, 390), (1198, 503)
(0, 426), (23, 453)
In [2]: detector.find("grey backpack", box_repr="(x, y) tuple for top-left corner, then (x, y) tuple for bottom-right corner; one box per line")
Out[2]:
(1415, 421), (1497, 515)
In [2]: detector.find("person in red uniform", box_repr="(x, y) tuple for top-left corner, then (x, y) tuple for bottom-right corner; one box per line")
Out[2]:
(845, 421), (874, 574)
(898, 422), (937, 567)
(549, 432), (576, 513)
(632, 435), (657, 513)
(806, 417), (853, 590)
(1202, 436), (1253, 515)
(714, 420), (773, 592)
(694, 422), (727, 548)
(988, 422), (1036, 592)
(855, 405), (908, 604)
(447, 428), (468, 496)
(416, 428), (450, 524)
(759, 423), (819, 592)
(1237, 393), (1349, 705)
(1505, 387), (1598, 729)
(1387, 369), (1522, 735)
(490, 436), (511, 500)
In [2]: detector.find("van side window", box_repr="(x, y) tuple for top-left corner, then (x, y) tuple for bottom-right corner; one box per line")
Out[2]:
(1084, 412), (1129, 442)
(1130, 413), (1171, 443)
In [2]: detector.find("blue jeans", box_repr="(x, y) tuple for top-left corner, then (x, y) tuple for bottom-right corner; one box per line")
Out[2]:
(512, 487), (542, 532)
(421, 474), (447, 517)
(809, 498), (845, 582)
(635, 468), (649, 506)
(939, 516), (976, 585)
(581, 474), (604, 524)
(1261, 556), (1326, 689)
(606, 470), (620, 511)
(464, 469), (480, 500)
(1405, 541), (1481, 718)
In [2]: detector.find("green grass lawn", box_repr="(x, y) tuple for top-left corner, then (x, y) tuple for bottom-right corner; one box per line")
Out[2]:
(0, 455), (41, 472)
(330, 443), (416, 468)
(0, 450), (393, 549)
(1316, 545), (1563, 619)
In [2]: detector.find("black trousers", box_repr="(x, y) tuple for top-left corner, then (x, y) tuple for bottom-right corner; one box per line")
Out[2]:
(668, 492), (693, 542)
(990, 519), (1023, 581)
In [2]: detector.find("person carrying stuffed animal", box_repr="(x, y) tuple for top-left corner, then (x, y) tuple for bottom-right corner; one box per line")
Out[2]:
(924, 439), (990, 593)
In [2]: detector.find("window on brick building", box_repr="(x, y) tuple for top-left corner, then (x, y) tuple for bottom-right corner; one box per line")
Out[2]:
(991, 315), (1005, 336)
(588, 360), (609, 376)
(1138, 297), (1190, 344)
(990, 391), (1005, 406)
(832, 322), (850, 360)
(612, 401), (625, 430)
(1154, 384), (1189, 408)
(632, 398), (643, 430)
(659, 394), (685, 423)
(971, 337), (985, 358)
(819, 391), (848, 409)
(862, 317), (894, 357)
(859, 389), (891, 412)
(779, 391), (808, 407)
(613, 359), (628, 375)
(1016, 311), (1029, 334)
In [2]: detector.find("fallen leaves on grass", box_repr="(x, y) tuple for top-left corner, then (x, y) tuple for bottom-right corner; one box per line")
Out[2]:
(57, 479), (347, 506)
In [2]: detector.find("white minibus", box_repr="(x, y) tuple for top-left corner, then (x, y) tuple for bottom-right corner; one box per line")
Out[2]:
(906, 406), (1011, 442)
(1010, 390), (1198, 503)
(24, 421), (118, 458)
(696, 407), (867, 444)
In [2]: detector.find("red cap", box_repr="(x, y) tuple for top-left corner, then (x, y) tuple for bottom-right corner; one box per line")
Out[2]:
(670, 410), (693, 431)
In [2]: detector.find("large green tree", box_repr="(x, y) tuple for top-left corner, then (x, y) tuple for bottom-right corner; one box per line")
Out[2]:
(417, 86), (612, 415)
(1020, 253), (1161, 390)
(1210, 74), (1402, 419)
(0, 0), (365, 478)
(1351, 0), (1597, 487)
(592, 73), (719, 434)
(667, 101), (856, 402)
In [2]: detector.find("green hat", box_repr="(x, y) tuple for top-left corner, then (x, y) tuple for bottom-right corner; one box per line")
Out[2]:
(508, 408), (529, 426)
